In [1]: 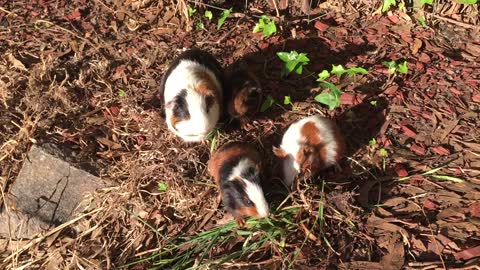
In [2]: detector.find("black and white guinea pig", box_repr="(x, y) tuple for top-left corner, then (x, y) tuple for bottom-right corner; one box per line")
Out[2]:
(208, 142), (269, 226)
(159, 48), (224, 142)
(225, 68), (262, 120)
(272, 115), (345, 188)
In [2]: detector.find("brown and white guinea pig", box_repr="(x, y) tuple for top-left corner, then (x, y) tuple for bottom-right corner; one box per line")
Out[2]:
(159, 48), (224, 142)
(225, 68), (262, 120)
(272, 115), (345, 188)
(208, 142), (269, 226)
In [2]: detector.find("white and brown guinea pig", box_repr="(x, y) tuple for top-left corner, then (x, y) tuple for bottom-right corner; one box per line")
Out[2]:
(208, 142), (269, 226)
(273, 115), (345, 188)
(225, 68), (262, 120)
(159, 48), (224, 142)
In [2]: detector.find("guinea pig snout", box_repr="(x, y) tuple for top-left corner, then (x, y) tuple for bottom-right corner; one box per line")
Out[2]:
(243, 180), (269, 218)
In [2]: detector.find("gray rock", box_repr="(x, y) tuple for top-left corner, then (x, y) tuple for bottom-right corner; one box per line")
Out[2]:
(0, 145), (110, 239)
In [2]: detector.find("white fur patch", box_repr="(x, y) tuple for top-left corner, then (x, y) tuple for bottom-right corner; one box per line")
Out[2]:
(228, 158), (269, 218)
(278, 115), (340, 186)
(164, 60), (221, 142)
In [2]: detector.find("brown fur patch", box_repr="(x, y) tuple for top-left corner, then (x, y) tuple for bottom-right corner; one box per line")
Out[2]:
(228, 88), (250, 117)
(300, 121), (322, 145)
(169, 115), (182, 130)
(272, 146), (287, 158)
(235, 206), (259, 217)
(208, 143), (261, 187)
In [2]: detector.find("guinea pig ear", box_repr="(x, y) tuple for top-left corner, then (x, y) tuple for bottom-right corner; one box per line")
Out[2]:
(165, 100), (175, 110)
(272, 146), (287, 158)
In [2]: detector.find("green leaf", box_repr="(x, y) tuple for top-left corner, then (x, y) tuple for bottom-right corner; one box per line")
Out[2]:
(345, 67), (368, 76)
(296, 53), (310, 63)
(253, 16), (277, 37)
(118, 89), (126, 97)
(276, 52), (291, 63)
(294, 63), (303, 74)
(370, 100), (377, 106)
(455, 0), (478, 4)
(430, 174), (464, 183)
(196, 21), (204, 30)
(188, 7), (196, 17)
(382, 0), (397, 12)
(158, 182), (168, 192)
(331, 64), (346, 76)
(320, 81), (342, 97)
(285, 60), (298, 74)
(283, 95), (291, 105)
(317, 70), (330, 81)
(379, 148), (388, 157)
(398, 61), (408, 74)
(217, 8), (232, 30)
(369, 138), (377, 146)
(204, 10), (213, 21)
(417, 16), (428, 28)
(382, 60), (397, 75)
(420, 0), (433, 5)
(315, 93), (340, 110)
(260, 95), (275, 112)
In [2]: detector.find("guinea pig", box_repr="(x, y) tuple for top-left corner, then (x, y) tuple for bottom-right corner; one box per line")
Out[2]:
(225, 68), (262, 121)
(208, 142), (269, 226)
(159, 48), (224, 142)
(272, 115), (345, 188)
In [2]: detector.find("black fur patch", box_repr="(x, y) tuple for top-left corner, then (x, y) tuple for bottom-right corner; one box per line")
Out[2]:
(172, 89), (190, 120)
(222, 178), (253, 215)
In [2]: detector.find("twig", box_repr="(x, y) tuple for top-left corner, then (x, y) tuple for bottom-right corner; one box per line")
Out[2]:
(35, 19), (99, 49)
(0, 6), (17, 16)
(430, 13), (480, 30)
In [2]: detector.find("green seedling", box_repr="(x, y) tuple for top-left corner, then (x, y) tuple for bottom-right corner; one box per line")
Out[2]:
(283, 95), (297, 111)
(204, 10), (213, 21)
(253, 16), (277, 37)
(118, 89), (126, 97)
(369, 138), (377, 146)
(217, 8), (232, 30)
(417, 16), (428, 28)
(383, 60), (408, 75)
(370, 100), (378, 106)
(157, 182), (168, 192)
(382, 0), (397, 12)
(277, 51), (310, 77)
(188, 7), (196, 17)
(196, 21), (204, 30)
(260, 95), (275, 112)
(315, 64), (368, 110)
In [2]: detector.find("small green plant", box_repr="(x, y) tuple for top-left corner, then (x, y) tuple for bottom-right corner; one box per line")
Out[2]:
(217, 8), (232, 30)
(204, 10), (213, 21)
(276, 51), (310, 77)
(382, 0), (397, 12)
(118, 89), (126, 97)
(315, 64), (368, 110)
(417, 16), (428, 28)
(253, 16), (277, 37)
(369, 138), (377, 146)
(188, 7), (196, 17)
(260, 95), (275, 112)
(157, 182), (168, 192)
(196, 21), (204, 30)
(283, 95), (297, 110)
(383, 60), (408, 75)
(397, 167), (464, 183)
(456, 0), (479, 4)
(420, 0), (433, 4)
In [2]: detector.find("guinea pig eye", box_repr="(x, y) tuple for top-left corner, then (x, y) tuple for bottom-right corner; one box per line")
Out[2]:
(243, 197), (253, 207)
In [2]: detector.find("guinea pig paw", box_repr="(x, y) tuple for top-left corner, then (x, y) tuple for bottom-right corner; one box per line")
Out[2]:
(235, 217), (246, 227)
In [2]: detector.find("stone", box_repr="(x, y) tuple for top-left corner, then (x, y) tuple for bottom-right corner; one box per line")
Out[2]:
(0, 145), (110, 239)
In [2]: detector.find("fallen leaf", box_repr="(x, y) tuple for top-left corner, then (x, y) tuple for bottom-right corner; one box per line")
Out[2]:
(411, 38), (422, 55)
(340, 93), (356, 105)
(454, 245), (480, 261)
(428, 239), (444, 255)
